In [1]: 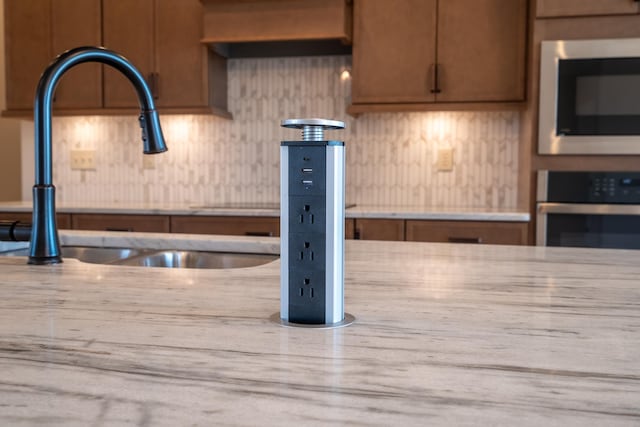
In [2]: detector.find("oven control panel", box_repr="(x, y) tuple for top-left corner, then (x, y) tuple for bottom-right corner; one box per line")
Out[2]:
(544, 171), (640, 204)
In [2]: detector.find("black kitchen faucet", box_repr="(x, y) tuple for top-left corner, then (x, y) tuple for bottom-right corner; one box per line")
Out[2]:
(28, 46), (168, 264)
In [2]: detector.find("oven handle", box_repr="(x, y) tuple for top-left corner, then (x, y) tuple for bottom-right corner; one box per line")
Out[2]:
(537, 203), (640, 215)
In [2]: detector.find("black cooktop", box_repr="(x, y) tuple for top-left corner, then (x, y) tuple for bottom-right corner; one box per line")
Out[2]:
(191, 202), (356, 210)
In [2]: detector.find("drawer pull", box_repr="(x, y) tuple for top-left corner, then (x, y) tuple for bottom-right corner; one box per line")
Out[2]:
(245, 231), (273, 237)
(448, 236), (482, 244)
(105, 227), (134, 232)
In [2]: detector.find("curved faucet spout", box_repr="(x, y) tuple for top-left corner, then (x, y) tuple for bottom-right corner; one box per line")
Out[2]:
(29, 46), (168, 265)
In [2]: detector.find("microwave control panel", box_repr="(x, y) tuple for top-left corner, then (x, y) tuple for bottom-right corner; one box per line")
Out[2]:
(545, 172), (640, 204)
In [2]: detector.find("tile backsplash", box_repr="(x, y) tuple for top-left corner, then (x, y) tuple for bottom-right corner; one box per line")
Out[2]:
(35, 55), (519, 208)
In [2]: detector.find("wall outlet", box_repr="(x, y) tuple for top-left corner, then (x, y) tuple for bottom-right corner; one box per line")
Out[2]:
(142, 155), (156, 170)
(70, 150), (96, 170)
(437, 148), (454, 171)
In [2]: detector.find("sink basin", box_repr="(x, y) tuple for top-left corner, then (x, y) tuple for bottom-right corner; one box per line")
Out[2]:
(0, 246), (277, 269)
(117, 250), (277, 269)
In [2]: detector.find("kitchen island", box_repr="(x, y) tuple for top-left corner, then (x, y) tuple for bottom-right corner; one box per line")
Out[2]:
(0, 234), (638, 426)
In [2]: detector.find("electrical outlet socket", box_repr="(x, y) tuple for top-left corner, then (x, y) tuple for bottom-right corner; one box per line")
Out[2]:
(70, 150), (96, 170)
(437, 148), (454, 171)
(142, 155), (156, 170)
(288, 233), (326, 323)
(286, 144), (330, 324)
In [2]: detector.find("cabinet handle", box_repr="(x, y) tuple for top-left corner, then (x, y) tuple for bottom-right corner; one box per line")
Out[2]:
(448, 236), (482, 244)
(429, 63), (441, 94)
(105, 227), (134, 232)
(245, 231), (273, 237)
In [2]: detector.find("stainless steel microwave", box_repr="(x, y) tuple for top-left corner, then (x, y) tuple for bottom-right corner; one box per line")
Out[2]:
(538, 38), (640, 155)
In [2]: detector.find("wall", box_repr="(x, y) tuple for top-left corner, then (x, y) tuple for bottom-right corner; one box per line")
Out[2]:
(26, 55), (520, 209)
(0, 0), (22, 201)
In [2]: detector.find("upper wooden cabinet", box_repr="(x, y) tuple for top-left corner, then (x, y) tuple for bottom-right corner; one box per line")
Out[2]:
(350, 0), (528, 112)
(4, 0), (102, 111)
(536, 0), (640, 18)
(103, 0), (227, 114)
(3, 0), (230, 117)
(201, 0), (352, 43)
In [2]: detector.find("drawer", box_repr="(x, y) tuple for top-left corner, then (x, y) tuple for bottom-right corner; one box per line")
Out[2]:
(171, 216), (280, 237)
(0, 211), (72, 229)
(354, 219), (405, 241)
(71, 214), (170, 233)
(406, 220), (527, 245)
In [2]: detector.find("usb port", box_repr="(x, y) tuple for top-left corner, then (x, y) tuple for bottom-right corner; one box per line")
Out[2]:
(301, 168), (313, 174)
(302, 180), (313, 186)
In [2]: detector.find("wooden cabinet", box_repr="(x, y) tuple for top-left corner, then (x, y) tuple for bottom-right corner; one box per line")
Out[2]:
(345, 219), (355, 239)
(406, 220), (527, 245)
(353, 219), (405, 241)
(51, 0), (102, 110)
(171, 216), (280, 237)
(536, 0), (640, 18)
(4, 0), (229, 117)
(103, 0), (227, 113)
(0, 212), (72, 230)
(201, 0), (352, 44)
(4, 0), (101, 112)
(350, 0), (527, 112)
(71, 214), (170, 233)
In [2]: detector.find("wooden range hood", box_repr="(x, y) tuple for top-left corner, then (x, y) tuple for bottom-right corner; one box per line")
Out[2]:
(201, 0), (353, 57)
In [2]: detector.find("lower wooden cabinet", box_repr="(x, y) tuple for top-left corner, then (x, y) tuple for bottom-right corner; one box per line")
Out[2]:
(353, 219), (405, 241)
(0, 212), (72, 229)
(171, 216), (280, 237)
(0, 211), (528, 245)
(345, 219), (355, 239)
(71, 214), (170, 233)
(406, 220), (527, 245)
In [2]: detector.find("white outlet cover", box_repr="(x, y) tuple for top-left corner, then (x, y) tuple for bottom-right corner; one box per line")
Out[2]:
(70, 150), (96, 170)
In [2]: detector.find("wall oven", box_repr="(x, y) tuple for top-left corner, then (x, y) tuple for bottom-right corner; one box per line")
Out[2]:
(539, 38), (640, 154)
(537, 171), (640, 249)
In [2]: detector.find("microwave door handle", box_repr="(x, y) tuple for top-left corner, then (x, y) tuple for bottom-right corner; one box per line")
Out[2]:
(538, 203), (640, 215)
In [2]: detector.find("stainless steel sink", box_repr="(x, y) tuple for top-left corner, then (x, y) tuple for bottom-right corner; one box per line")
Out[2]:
(0, 246), (277, 269)
(0, 246), (143, 264)
(117, 250), (277, 269)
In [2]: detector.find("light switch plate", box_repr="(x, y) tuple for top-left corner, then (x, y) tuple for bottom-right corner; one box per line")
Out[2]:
(436, 148), (453, 171)
(70, 150), (96, 170)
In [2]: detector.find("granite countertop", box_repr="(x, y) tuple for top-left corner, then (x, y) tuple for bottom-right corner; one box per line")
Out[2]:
(0, 201), (530, 221)
(0, 232), (637, 425)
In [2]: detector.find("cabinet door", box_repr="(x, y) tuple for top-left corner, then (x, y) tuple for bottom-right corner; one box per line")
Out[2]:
(102, 0), (154, 108)
(4, 0), (50, 111)
(536, 0), (640, 18)
(345, 219), (355, 239)
(51, 0), (102, 110)
(406, 220), (527, 245)
(154, 0), (208, 108)
(354, 219), (405, 241)
(436, 0), (527, 102)
(72, 214), (170, 232)
(171, 216), (280, 237)
(352, 0), (437, 103)
(0, 212), (72, 229)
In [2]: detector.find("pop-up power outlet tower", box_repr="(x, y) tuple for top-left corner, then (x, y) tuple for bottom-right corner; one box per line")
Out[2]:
(277, 118), (354, 328)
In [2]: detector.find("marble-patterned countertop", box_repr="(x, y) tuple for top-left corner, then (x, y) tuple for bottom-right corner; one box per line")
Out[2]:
(0, 200), (530, 221)
(0, 233), (637, 426)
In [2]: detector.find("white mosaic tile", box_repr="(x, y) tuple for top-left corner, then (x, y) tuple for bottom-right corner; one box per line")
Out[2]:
(49, 56), (519, 209)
